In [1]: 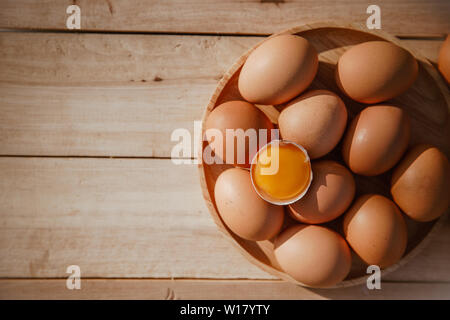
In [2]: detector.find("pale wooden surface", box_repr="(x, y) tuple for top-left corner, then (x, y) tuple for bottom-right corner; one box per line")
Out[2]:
(0, 0), (449, 37)
(0, 157), (269, 279)
(0, 2), (449, 300)
(0, 158), (448, 282)
(1, 279), (450, 300)
(0, 33), (444, 157)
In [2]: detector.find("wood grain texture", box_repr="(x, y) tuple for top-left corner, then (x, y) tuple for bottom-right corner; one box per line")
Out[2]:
(0, 0), (449, 37)
(0, 33), (444, 157)
(0, 32), (260, 157)
(0, 157), (269, 279)
(0, 157), (448, 281)
(1, 279), (449, 300)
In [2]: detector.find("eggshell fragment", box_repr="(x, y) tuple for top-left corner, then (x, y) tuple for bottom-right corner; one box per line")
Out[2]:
(238, 35), (318, 105)
(205, 101), (274, 168)
(278, 90), (347, 159)
(274, 225), (351, 288)
(342, 105), (410, 176)
(438, 35), (450, 84)
(336, 41), (418, 103)
(288, 160), (355, 224)
(214, 168), (284, 241)
(391, 144), (450, 222)
(343, 194), (407, 268)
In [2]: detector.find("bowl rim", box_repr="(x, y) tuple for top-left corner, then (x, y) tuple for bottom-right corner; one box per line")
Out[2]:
(197, 21), (449, 289)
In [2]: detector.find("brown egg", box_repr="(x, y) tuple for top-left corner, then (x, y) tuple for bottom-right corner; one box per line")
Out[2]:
(438, 35), (450, 84)
(336, 41), (418, 103)
(343, 194), (407, 268)
(204, 101), (274, 168)
(214, 168), (284, 241)
(274, 225), (351, 288)
(391, 144), (450, 222)
(342, 105), (410, 176)
(288, 160), (355, 224)
(278, 90), (347, 159)
(238, 35), (318, 105)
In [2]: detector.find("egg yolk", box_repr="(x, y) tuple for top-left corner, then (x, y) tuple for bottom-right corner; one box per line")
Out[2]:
(252, 142), (311, 201)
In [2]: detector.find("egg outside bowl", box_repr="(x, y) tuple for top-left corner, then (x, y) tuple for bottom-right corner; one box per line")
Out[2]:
(198, 21), (450, 289)
(249, 140), (313, 206)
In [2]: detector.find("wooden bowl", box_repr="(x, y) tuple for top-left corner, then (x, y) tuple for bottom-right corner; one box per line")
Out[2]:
(198, 22), (450, 288)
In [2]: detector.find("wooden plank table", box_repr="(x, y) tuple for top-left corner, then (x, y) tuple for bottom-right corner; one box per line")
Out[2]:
(0, 0), (449, 299)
